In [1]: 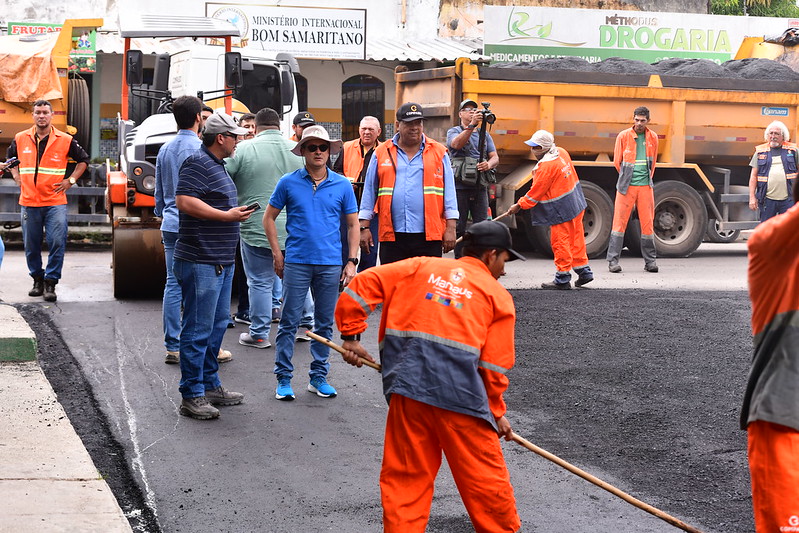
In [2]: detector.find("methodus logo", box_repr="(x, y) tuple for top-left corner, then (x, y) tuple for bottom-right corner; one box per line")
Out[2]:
(503, 8), (586, 47)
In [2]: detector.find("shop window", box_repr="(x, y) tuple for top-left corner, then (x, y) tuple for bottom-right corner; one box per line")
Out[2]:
(341, 75), (384, 142)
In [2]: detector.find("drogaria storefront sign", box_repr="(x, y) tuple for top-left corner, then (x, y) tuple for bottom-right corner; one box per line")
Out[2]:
(484, 6), (797, 64)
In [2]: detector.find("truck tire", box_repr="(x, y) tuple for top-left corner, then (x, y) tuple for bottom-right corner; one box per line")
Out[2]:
(68, 77), (90, 150)
(625, 181), (708, 258)
(581, 182), (614, 259)
(705, 219), (741, 243)
(520, 182), (614, 259)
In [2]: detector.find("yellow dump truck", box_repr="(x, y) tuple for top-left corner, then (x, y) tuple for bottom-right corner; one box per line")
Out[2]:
(395, 56), (794, 258)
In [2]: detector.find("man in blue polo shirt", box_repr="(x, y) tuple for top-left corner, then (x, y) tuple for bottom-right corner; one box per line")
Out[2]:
(173, 112), (255, 420)
(265, 125), (359, 401)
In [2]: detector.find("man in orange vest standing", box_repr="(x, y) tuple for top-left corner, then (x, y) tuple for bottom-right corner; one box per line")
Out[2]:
(740, 178), (799, 532)
(508, 130), (593, 289)
(607, 105), (659, 274)
(333, 115), (382, 270)
(6, 99), (90, 302)
(358, 102), (458, 264)
(335, 220), (523, 533)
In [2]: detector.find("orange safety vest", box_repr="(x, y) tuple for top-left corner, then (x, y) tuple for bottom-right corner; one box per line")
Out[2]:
(373, 139), (447, 242)
(15, 126), (72, 207)
(342, 139), (380, 181)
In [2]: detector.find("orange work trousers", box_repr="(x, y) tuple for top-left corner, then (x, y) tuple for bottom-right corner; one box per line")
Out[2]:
(550, 212), (589, 273)
(747, 420), (799, 532)
(381, 394), (520, 533)
(612, 185), (655, 235)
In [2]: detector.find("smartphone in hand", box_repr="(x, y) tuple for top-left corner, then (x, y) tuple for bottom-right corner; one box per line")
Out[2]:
(245, 201), (261, 212)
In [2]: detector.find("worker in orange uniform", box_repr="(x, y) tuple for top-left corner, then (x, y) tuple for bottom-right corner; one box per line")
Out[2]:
(607, 105), (659, 273)
(335, 220), (523, 533)
(508, 130), (593, 289)
(740, 181), (799, 533)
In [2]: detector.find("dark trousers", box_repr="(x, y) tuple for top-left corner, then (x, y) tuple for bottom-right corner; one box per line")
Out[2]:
(454, 187), (490, 259)
(379, 232), (442, 265)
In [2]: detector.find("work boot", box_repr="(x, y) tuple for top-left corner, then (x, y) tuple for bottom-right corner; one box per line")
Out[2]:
(164, 351), (180, 365)
(608, 262), (622, 273)
(28, 277), (44, 297)
(43, 279), (57, 302)
(217, 348), (233, 363)
(179, 396), (220, 420)
(541, 281), (572, 290)
(205, 386), (244, 406)
(644, 262), (659, 273)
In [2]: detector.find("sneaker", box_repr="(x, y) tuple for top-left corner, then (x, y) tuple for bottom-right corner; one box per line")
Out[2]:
(574, 276), (594, 287)
(43, 279), (57, 302)
(308, 377), (337, 398)
(295, 328), (312, 342)
(271, 308), (281, 323)
(608, 262), (622, 273)
(239, 332), (272, 349)
(234, 313), (252, 325)
(275, 378), (295, 401)
(644, 262), (659, 273)
(28, 277), (44, 297)
(218, 348), (233, 363)
(165, 351), (179, 364)
(205, 386), (244, 406)
(541, 281), (571, 290)
(179, 396), (219, 420)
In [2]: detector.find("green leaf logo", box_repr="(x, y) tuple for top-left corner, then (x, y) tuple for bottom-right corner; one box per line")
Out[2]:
(509, 11), (530, 37)
(537, 22), (552, 38)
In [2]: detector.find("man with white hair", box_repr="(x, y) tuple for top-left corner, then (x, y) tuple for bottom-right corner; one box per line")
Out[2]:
(607, 106), (659, 274)
(748, 120), (798, 223)
(508, 130), (593, 289)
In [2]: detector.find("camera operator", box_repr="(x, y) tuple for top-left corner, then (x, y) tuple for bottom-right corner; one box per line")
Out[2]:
(447, 99), (499, 258)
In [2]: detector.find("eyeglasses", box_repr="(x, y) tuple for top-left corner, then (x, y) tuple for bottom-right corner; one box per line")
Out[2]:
(221, 133), (241, 140)
(305, 144), (329, 153)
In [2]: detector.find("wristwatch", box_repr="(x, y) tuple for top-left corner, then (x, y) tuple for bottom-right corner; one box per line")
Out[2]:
(68, 177), (76, 185)
(347, 257), (359, 266)
(341, 334), (361, 341)
(359, 226), (370, 231)
(466, 124), (476, 129)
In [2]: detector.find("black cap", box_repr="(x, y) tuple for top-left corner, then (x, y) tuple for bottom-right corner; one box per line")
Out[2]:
(293, 112), (316, 126)
(396, 102), (425, 122)
(463, 221), (525, 261)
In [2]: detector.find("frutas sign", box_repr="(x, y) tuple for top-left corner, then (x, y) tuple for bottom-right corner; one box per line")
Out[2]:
(484, 6), (795, 64)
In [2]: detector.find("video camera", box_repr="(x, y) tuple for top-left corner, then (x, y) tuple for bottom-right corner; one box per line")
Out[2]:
(479, 102), (496, 125)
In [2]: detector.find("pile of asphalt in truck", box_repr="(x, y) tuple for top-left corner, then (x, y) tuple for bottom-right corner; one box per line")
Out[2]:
(494, 56), (799, 81)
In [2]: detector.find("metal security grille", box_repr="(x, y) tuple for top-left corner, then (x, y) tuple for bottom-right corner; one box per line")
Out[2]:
(341, 75), (384, 142)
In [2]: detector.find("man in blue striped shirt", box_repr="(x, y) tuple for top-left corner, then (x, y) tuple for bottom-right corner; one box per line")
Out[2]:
(173, 112), (255, 420)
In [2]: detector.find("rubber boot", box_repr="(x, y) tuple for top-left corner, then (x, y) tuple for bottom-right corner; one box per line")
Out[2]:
(606, 232), (624, 272)
(28, 277), (44, 297)
(43, 279), (57, 302)
(641, 235), (658, 272)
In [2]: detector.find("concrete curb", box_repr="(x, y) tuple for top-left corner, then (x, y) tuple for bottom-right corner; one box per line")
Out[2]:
(0, 304), (37, 361)
(0, 306), (132, 532)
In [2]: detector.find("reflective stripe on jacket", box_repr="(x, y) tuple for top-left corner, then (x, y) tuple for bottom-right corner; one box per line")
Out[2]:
(753, 142), (797, 203)
(614, 126), (658, 194)
(373, 139), (447, 242)
(741, 203), (799, 432)
(518, 147), (587, 225)
(335, 255), (516, 431)
(15, 126), (72, 207)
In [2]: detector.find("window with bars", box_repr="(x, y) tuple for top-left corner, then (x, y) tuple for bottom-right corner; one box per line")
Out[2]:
(341, 75), (384, 142)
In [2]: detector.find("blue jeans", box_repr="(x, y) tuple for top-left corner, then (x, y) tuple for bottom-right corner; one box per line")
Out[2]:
(274, 263), (340, 381)
(272, 274), (282, 309)
(162, 231), (181, 352)
(173, 259), (232, 398)
(0, 236), (4, 271)
(240, 240), (276, 340)
(359, 217), (379, 271)
(21, 204), (68, 280)
(760, 197), (795, 222)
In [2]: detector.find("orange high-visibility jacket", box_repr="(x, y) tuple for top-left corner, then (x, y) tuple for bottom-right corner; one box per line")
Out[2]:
(342, 139), (380, 180)
(15, 126), (72, 207)
(335, 255), (516, 430)
(740, 202), (799, 431)
(518, 147), (587, 226)
(613, 126), (658, 194)
(373, 139), (447, 242)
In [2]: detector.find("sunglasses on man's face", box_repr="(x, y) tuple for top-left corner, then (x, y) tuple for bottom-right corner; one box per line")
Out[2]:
(305, 144), (329, 153)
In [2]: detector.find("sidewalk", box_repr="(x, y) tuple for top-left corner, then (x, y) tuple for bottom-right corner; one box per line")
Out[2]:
(0, 303), (132, 533)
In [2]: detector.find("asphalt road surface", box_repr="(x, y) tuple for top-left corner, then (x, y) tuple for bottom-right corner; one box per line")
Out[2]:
(3, 245), (754, 532)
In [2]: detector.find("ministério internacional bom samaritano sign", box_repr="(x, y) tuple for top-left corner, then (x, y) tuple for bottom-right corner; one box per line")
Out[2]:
(483, 6), (798, 64)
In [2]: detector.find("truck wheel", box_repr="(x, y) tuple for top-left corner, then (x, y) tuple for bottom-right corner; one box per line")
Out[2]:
(705, 219), (741, 243)
(581, 182), (614, 259)
(68, 77), (90, 149)
(625, 181), (708, 258)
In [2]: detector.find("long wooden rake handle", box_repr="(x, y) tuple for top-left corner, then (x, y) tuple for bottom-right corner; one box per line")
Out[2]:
(510, 432), (704, 533)
(304, 330), (382, 372)
(454, 209), (513, 244)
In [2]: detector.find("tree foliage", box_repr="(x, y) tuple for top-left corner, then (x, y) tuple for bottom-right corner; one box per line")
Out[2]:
(710, 0), (799, 16)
